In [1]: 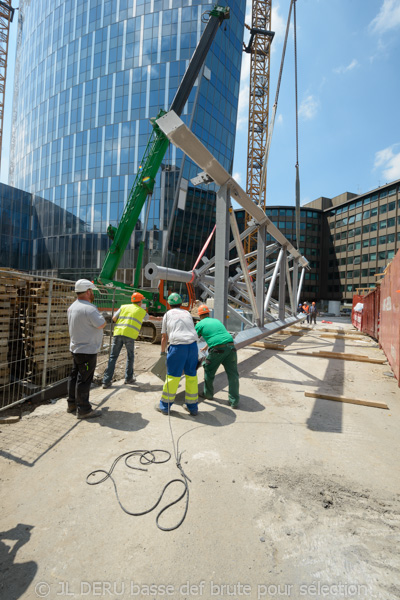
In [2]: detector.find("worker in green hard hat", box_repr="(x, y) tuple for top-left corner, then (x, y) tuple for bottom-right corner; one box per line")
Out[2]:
(156, 292), (199, 416)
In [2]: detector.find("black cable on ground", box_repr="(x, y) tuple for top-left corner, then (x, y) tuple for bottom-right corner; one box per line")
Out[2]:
(86, 448), (190, 531)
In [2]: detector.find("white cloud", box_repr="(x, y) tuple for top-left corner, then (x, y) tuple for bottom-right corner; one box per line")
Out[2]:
(233, 171), (242, 185)
(374, 144), (400, 180)
(299, 95), (319, 121)
(276, 114), (283, 125)
(271, 3), (287, 42)
(334, 59), (359, 74)
(370, 0), (400, 34)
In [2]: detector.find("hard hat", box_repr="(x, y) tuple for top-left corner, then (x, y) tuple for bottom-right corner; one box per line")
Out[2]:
(131, 292), (145, 303)
(75, 279), (98, 293)
(168, 292), (182, 306)
(198, 304), (210, 316)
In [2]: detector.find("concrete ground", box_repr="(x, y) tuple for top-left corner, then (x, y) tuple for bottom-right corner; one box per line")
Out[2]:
(1, 319), (400, 600)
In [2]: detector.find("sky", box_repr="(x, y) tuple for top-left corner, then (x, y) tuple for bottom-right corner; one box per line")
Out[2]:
(1, 0), (400, 210)
(232, 0), (400, 206)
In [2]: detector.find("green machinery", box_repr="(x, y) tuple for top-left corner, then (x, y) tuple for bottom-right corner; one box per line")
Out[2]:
(95, 5), (230, 314)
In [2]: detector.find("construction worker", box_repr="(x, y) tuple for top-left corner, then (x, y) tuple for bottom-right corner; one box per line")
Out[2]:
(195, 304), (239, 408)
(102, 292), (148, 389)
(302, 302), (310, 324)
(67, 279), (106, 419)
(309, 301), (318, 325)
(156, 293), (199, 416)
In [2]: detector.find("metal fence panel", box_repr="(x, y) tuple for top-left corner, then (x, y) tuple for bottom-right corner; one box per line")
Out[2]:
(0, 270), (131, 411)
(379, 254), (400, 385)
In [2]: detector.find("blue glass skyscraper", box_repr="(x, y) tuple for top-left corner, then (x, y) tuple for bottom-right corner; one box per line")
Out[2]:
(9, 0), (245, 275)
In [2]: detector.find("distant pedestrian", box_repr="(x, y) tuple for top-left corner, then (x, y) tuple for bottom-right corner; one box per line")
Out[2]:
(309, 301), (318, 325)
(303, 302), (310, 324)
(67, 279), (106, 419)
(156, 293), (199, 416)
(102, 292), (148, 389)
(195, 304), (239, 408)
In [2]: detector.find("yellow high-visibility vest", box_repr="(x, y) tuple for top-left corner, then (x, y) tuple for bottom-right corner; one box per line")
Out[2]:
(113, 304), (147, 340)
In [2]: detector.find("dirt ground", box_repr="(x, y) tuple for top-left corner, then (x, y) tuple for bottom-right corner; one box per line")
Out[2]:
(1, 318), (400, 600)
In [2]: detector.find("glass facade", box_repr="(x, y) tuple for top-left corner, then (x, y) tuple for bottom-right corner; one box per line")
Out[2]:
(0, 184), (35, 271)
(9, 0), (245, 276)
(235, 207), (324, 300)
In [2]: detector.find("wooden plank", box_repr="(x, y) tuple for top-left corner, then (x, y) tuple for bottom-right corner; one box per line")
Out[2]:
(304, 391), (388, 410)
(250, 342), (285, 351)
(296, 351), (386, 364)
(316, 350), (369, 359)
(319, 334), (367, 340)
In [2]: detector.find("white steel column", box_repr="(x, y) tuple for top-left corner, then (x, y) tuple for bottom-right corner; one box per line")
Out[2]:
(256, 225), (266, 326)
(278, 247), (287, 320)
(214, 184), (230, 326)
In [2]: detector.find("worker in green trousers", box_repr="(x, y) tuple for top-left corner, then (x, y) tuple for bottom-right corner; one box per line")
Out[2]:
(195, 304), (239, 408)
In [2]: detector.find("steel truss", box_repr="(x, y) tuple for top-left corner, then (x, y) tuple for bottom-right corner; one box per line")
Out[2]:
(144, 111), (309, 349)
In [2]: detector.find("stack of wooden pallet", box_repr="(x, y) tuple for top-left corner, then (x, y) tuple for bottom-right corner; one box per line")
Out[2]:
(0, 270), (26, 388)
(21, 280), (75, 384)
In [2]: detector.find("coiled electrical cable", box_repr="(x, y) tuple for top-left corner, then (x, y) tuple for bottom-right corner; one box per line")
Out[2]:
(86, 448), (190, 531)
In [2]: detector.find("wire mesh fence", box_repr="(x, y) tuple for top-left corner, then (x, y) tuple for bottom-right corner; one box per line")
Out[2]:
(0, 269), (135, 412)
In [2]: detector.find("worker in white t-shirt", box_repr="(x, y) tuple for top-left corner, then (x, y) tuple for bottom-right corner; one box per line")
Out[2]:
(156, 293), (199, 416)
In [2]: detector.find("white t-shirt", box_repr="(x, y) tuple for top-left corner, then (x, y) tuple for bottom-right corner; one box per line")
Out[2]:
(161, 308), (198, 345)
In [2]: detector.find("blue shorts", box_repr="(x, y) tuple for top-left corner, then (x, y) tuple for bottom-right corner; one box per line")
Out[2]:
(167, 342), (198, 377)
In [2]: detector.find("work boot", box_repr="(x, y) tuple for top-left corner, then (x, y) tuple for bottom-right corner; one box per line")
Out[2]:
(124, 376), (136, 384)
(102, 382), (111, 389)
(77, 409), (102, 420)
(184, 404), (198, 416)
(67, 403), (76, 414)
(155, 401), (171, 415)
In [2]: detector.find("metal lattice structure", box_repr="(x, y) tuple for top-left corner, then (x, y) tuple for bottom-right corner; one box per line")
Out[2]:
(244, 0), (273, 256)
(0, 0), (14, 170)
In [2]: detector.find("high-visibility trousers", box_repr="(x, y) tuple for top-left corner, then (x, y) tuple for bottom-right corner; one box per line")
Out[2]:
(161, 342), (198, 405)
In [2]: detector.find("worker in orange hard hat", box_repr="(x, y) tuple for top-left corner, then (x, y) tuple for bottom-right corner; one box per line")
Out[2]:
(195, 304), (240, 408)
(102, 291), (149, 389)
(309, 301), (318, 325)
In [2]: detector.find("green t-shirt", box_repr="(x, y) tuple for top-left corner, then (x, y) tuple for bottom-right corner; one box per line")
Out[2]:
(195, 317), (233, 348)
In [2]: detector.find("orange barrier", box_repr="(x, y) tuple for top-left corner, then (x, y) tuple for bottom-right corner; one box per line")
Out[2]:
(352, 249), (400, 385)
(362, 287), (380, 341)
(379, 255), (400, 384)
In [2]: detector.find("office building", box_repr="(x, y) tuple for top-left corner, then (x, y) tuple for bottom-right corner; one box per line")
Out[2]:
(235, 178), (400, 304)
(9, 0), (246, 277)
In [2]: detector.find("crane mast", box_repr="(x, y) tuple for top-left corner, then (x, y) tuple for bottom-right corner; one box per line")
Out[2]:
(244, 0), (273, 258)
(0, 0), (15, 170)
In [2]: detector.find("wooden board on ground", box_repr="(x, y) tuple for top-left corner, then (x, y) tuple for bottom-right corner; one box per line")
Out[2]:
(304, 391), (388, 410)
(296, 351), (386, 364)
(319, 333), (367, 340)
(250, 341), (285, 351)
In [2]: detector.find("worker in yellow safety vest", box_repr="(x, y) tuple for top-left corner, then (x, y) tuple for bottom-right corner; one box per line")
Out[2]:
(102, 292), (148, 388)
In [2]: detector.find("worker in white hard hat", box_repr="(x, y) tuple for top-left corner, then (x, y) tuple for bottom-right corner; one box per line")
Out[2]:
(67, 279), (106, 419)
